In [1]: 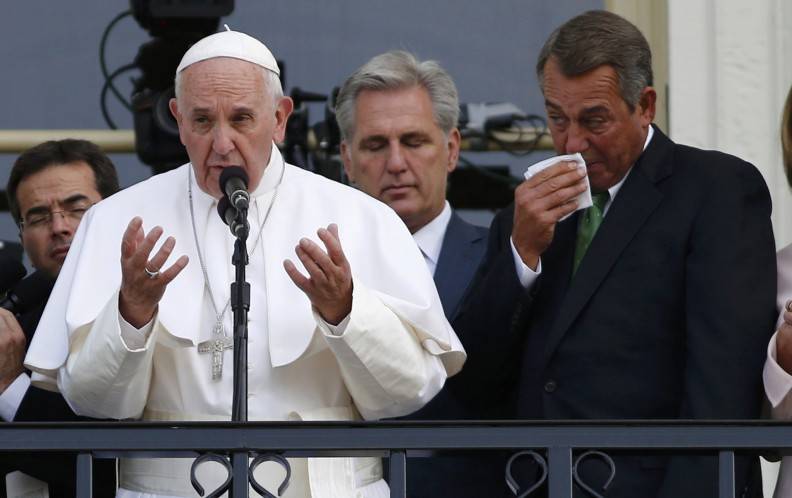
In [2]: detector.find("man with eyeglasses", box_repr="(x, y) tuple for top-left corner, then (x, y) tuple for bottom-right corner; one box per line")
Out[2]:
(1, 138), (119, 497)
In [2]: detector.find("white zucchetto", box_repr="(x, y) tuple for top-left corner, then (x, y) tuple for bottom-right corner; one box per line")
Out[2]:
(176, 26), (280, 76)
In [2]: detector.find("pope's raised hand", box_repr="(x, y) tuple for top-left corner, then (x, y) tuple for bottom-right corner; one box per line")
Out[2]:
(119, 217), (189, 328)
(284, 223), (352, 325)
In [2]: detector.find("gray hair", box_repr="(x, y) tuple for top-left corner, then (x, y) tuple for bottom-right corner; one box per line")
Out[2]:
(536, 10), (653, 110)
(335, 50), (459, 140)
(174, 61), (283, 104)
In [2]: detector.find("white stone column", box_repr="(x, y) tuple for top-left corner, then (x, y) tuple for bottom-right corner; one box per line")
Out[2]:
(668, 0), (792, 247)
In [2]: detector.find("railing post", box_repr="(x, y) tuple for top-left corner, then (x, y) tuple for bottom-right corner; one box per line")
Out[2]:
(548, 447), (573, 498)
(389, 450), (406, 498)
(719, 450), (736, 498)
(230, 451), (249, 498)
(76, 452), (92, 498)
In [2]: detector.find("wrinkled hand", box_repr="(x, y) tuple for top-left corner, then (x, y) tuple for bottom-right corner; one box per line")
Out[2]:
(284, 224), (352, 325)
(0, 309), (25, 393)
(119, 217), (189, 328)
(778, 300), (792, 374)
(513, 160), (588, 269)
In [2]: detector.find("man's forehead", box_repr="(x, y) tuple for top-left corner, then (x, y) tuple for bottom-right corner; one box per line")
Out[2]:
(180, 60), (266, 105)
(18, 163), (100, 209)
(543, 65), (624, 110)
(354, 87), (440, 135)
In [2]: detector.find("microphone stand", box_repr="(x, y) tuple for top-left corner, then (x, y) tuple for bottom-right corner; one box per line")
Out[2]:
(230, 208), (250, 423)
(194, 186), (291, 497)
(230, 208), (250, 498)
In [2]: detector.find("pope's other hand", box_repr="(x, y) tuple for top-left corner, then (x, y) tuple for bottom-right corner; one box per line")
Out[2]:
(119, 217), (189, 328)
(284, 223), (352, 326)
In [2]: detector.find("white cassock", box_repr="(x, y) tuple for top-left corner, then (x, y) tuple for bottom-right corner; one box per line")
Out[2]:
(24, 144), (465, 498)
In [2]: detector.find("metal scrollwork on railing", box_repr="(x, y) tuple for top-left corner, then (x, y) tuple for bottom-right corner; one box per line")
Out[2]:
(505, 450), (548, 497)
(249, 453), (291, 498)
(189, 452), (292, 498)
(190, 453), (233, 498)
(572, 450), (616, 498)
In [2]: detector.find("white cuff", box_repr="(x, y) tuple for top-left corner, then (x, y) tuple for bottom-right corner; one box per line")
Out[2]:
(119, 313), (155, 351)
(764, 329), (792, 408)
(315, 311), (351, 337)
(510, 236), (541, 288)
(0, 373), (30, 421)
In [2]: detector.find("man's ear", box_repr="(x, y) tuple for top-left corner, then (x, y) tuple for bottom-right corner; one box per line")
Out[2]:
(637, 87), (657, 125)
(446, 128), (461, 174)
(272, 96), (294, 143)
(169, 98), (187, 146)
(340, 140), (355, 183)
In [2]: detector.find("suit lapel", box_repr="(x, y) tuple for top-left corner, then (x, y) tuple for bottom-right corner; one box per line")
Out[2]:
(434, 212), (486, 319)
(542, 127), (674, 361)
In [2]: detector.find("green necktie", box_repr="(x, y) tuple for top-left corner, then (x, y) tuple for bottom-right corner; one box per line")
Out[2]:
(572, 191), (610, 275)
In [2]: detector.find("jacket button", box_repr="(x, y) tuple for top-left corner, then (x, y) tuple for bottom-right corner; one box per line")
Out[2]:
(544, 380), (557, 393)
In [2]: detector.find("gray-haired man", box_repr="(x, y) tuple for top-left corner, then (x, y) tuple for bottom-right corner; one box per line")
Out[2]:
(337, 51), (497, 498)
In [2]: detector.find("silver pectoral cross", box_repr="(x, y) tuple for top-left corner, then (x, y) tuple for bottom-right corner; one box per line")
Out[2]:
(198, 332), (234, 381)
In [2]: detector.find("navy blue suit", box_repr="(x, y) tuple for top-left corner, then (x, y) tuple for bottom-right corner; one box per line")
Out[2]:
(433, 211), (489, 322)
(406, 211), (504, 498)
(452, 127), (775, 498)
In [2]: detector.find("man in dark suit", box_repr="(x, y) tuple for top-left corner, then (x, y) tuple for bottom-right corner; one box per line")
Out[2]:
(453, 10), (776, 498)
(336, 51), (494, 497)
(1, 139), (120, 497)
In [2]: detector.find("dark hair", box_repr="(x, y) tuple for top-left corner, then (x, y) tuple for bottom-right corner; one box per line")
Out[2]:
(6, 139), (120, 224)
(536, 10), (653, 110)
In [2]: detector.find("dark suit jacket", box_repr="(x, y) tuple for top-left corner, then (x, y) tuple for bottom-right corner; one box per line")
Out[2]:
(406, 211), (503, 498)
(0, 302), (116, 498)
(434, 211), (489, 322)
(452, 127), (777, 498)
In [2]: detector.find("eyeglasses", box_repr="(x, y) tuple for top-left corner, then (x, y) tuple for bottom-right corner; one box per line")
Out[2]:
(20, 204), (93, 230)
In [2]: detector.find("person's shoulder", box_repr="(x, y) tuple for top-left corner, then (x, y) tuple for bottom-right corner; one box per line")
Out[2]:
(449, 209), (489, 241)
(92, 165), (188, 214)
(672, 142), (762, 181)
(99, 164), (187, 205)
(283, 163), (400, 215)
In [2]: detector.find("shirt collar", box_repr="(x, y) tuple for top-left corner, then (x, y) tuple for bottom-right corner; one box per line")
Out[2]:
(412, 201), (452, 267)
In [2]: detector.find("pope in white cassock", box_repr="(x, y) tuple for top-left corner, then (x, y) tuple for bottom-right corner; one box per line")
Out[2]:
(24, 29), (465, 498)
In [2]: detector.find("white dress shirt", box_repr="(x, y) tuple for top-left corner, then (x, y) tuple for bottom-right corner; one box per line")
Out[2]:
(412, 201), (452, 276)
(0, 373), (29, 421)
(763, 243), (792, 497)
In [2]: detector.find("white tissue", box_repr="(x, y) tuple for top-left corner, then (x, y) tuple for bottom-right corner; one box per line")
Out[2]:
(523, 152), (592, 220)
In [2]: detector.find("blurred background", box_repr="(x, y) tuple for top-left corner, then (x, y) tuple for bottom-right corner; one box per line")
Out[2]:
(0, 0), (605, 249)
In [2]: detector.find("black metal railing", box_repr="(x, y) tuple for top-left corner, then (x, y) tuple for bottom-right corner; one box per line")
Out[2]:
(1, 420), (790, 498)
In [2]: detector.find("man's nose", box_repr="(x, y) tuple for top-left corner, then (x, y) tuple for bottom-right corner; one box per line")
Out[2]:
(49, 212), (74, 237)
(212, 124), (236, 156)
(564, 122), (590, 154)
(385, 144), (407, 174)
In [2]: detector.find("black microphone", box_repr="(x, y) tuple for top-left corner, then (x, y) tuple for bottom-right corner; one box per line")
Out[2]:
(0, 271), (55, 315)
(217, 196), (249, 239)
(0, 255), (26, 295)
(219, 166), (250, 211)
